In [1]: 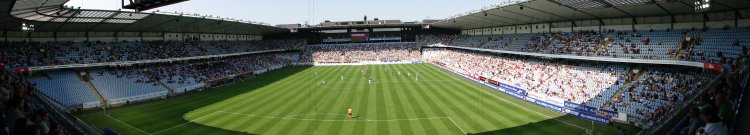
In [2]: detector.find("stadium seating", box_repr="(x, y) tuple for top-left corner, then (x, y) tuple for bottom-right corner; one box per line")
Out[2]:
(2, 68), (75, 135)
(611, 69), (705, 125)
(89, 69), (168, 100)
(0, 39), (304, 69)
(23, 52), (295, 108)
(519, 31), (602, 56)
(602, 30), (681, 59)
(157, 66), (204, 93)
(29, 71), (100, 106)
(684, 28), (750, 65)
(421, 29), (710, 61)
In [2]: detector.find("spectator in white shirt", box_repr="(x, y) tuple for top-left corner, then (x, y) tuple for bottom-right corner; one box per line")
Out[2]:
(697, 106), (728, 135)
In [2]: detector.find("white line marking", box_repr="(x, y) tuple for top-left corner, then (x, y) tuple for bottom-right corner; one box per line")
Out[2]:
(283, 113), (352, 118)
(152, 111), (221, 134)
(447, 117), (468, 135)
(435, 64), (590, 130)
(216, 111), (466, 135)
(104, 114), (152, 135)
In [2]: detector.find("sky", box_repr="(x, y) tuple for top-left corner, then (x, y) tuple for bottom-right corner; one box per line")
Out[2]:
(64, 0), (512, 25)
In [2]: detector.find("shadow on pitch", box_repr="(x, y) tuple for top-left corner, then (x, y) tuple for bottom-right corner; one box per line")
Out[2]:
(468, 115), (639, 135)
(75, 66), (313, 135)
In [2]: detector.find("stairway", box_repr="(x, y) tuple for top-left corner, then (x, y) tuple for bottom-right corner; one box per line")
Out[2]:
(594, 38), (614, 56)
(108, 43), (121, 61)
(506, 34), (519, 49)
(603, 66), (648, 108)
(155, 79), (176, 95)
(76, 71), (109, 106)
(675, 31), (704, 60)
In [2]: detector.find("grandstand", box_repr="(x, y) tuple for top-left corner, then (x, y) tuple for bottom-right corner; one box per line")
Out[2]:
(0, 0), (748, 135)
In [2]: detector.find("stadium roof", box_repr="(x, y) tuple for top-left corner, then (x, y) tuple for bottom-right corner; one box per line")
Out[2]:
(0, 0), (288, 35)
(432, 0), (750, 29)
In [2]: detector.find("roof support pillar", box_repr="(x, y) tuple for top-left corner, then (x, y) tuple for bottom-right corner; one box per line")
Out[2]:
(736, 10), (741, 27)
(529, 24), (533, 34)
(139, 32), (144, 42)
(703, 14), (709, 30)
(670, 15), (676, 31)
(548, 22), (552, 32)
(3, 31), (7, 42)
(632, 18), (637, 31)
(599, 19), (604, 33)
(26, 32), (31, 41)
(53, 32), (57, 42)
(571, 21), (576, 32)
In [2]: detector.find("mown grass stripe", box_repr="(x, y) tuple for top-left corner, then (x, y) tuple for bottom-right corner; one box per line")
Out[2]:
(371, 65), (390, 135)
(126, 67), (313, 133)
(390, 64), (436, 135)
(352, 66), (376, 135)
(383, 65), (417, 135)
(319, 66), (364, 135)
(423, 64), (551, 131)
(423, 64), (581, 134)
(419, 65), (532, 130)
(409, 65), (487, 134)
(301, 66), (358, 134)
(334, 66), (370, 135)
(261, 66), (346, 134)
(398, 64), (459, 135)
(375, 65), (403, 135)
(412, 64), (503, 132)
(198, 66), (318, 133)
(297, 65), (358, 134)
(247, 66), (342, 134)
(315, 66), (360, 134)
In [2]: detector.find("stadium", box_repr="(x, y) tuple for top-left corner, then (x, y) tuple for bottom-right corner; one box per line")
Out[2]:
(0, 0), (748, 135)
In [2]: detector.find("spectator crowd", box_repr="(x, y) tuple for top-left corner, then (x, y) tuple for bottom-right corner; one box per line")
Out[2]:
(0, 70), (67, 135)
(0, 40), (304, 69)
(423, 48), (624, 106)
(418, 28), (749, 70)
(302, 42), (420, 63)
(422, 48), (715, 130)
(520, 31), (603, 56)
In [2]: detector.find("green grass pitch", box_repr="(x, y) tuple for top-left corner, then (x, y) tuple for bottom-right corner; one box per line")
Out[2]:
(75, 64), (641, 135)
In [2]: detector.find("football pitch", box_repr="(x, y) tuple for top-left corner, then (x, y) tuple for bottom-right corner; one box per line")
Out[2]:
(76, 64), (640, 135)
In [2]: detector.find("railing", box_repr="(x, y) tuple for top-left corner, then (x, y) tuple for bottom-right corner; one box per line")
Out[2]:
(32, 91), (102, 135)
(107, 91), (169, 106)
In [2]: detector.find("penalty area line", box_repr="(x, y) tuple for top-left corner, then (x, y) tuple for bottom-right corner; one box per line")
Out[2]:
(152, 111), (221, 134)
(104, 114), (152, 135)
